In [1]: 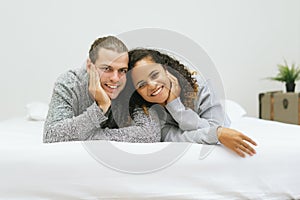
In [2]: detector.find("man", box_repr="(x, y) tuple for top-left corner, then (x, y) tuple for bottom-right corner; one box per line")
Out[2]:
(43, 36), (160, 143)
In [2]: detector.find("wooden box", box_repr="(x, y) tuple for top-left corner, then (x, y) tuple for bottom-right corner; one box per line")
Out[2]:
(259, 91), (300, 125)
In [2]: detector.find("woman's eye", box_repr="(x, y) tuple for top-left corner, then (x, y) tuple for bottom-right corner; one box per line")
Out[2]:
(137, 82), (147, 89)
(151, 72), (159, 79)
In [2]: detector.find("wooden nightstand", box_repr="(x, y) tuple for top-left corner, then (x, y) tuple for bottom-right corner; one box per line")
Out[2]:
(259, 91), (300, 125)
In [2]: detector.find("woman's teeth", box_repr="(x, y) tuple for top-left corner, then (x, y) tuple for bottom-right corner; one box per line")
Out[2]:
(152, 87), (162, 96)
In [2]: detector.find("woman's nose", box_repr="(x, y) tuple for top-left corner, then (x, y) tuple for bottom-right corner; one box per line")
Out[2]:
(147, 80), (156, 89)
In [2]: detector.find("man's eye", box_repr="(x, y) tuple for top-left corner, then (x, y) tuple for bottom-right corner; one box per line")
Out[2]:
(119, 68), (128, 74)
(103, 67), (111, 72)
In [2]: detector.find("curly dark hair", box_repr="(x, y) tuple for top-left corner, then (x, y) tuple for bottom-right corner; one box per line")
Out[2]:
(127, 48), (199, 115)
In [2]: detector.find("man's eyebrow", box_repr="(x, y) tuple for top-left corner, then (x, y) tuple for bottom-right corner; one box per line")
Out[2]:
(98, 64), (128, 69)
(97, 64), (111, 68)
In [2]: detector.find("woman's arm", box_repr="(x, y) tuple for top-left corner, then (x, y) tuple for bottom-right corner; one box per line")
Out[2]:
(165, 97), (210, 131)
(161, 124), (219, 144)
(165, 80), (226, 131)
(162, 124), (257, 157)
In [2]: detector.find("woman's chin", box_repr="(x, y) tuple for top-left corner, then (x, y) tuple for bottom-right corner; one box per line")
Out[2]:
(147, 97), (168, 105)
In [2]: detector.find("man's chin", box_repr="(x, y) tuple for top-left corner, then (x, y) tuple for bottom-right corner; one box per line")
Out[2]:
(106, 92), (119, 100)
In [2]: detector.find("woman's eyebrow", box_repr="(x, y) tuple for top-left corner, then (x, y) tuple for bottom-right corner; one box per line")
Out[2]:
(148, 70), (158, 77)
(136, 80), (145, 87)
(135, 69), (158, 87)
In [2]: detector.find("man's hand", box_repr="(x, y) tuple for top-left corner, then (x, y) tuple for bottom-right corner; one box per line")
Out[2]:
(217, 127), (257, 158)
(166, 71), (181, 103)
(88, 64), (111, 113)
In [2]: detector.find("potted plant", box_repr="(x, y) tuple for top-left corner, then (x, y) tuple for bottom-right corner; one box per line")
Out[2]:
(269, 60), (300, 92)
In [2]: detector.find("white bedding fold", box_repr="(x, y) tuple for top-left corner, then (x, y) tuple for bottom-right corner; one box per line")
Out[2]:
(0, 117), (299, 199)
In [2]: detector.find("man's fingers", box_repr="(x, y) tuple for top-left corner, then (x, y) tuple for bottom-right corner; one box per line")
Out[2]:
(89, 65), (99, 99)
(89, 68), (94, 91)
(91, 65), (98, 86)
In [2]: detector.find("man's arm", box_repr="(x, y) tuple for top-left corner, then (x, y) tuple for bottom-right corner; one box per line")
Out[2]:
(43, 81), (161, 143)
(43, 81), (108, 143)
(89, 107), (161, 143)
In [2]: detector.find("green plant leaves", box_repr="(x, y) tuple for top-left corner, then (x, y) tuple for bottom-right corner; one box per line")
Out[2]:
(269, 60), (300, 83)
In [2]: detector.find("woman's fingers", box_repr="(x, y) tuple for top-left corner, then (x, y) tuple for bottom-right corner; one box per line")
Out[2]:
(168, 72), (178, 86)
(242, 134), (257, 146)
(166, 71), (181, 100)
(218, 127), (257, 158)
(235, 147), (246, 158)
(241, 140), (256, 155)
(239, 142), (255, 156)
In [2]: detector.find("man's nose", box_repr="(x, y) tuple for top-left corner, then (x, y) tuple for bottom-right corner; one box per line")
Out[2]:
(110, 70), (120, 82)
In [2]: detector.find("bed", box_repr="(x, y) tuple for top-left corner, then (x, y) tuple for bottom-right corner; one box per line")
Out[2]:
(0, 101), (300, 199)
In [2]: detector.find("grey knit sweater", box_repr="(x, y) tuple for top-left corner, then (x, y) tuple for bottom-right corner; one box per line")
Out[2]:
(44, 67), (228, 144)
(43, 67), (161, 143)
(154, 76), (230, 144)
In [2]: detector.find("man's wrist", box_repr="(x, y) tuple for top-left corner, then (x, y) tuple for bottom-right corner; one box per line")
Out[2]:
(98, 104), (110, 114)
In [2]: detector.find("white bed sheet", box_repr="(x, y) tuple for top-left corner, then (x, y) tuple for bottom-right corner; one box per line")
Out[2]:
(0, 117), (300, 199)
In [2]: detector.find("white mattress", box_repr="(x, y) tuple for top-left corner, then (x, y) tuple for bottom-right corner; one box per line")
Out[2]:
(0, 117), (300, 199)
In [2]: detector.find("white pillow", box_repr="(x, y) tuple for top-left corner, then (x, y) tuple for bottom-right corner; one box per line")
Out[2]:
(26, 102), (49, 121)
(225, 99), (247, 121)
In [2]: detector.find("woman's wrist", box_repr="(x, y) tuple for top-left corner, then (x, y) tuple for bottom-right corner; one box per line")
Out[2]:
(217, 126), (223, 140)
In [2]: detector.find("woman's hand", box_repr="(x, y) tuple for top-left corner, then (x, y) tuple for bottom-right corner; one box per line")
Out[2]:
(166, 71), (181, 103)
(88, 64), (111, 113)
(217, 127), (257, 157)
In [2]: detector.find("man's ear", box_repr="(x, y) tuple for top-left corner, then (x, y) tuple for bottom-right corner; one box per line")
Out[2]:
(86, 58), (91, 73)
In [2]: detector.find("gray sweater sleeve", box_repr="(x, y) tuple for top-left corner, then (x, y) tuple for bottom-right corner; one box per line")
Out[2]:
(162, 125), (219, 144)
(89, 108), (161, 143)
(161, 79), (227, 144)
(165, 97), (209, 131)
(43, 81), (107, 142)
(43, 72), (161, 143)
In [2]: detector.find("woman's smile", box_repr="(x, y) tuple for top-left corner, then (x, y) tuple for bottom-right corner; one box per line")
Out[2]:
(150, 85), (164, 96)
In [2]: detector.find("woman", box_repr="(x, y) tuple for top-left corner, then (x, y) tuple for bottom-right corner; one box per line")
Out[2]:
(128, 48), (257, 157)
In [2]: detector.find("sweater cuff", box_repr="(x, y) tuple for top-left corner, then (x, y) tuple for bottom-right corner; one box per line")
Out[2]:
(165, 97), (185, 114)
(205, 126), (219, 144)
(87, 102), (108, 128)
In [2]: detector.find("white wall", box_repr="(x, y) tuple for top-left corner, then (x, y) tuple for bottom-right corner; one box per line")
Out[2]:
(0, 0), (299, 120)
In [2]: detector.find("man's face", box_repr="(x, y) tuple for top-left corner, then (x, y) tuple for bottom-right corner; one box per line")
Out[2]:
(93, 48), (129, 99)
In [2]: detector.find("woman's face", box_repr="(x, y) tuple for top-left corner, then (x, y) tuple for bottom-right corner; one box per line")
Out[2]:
(131, 57), (171, 104)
